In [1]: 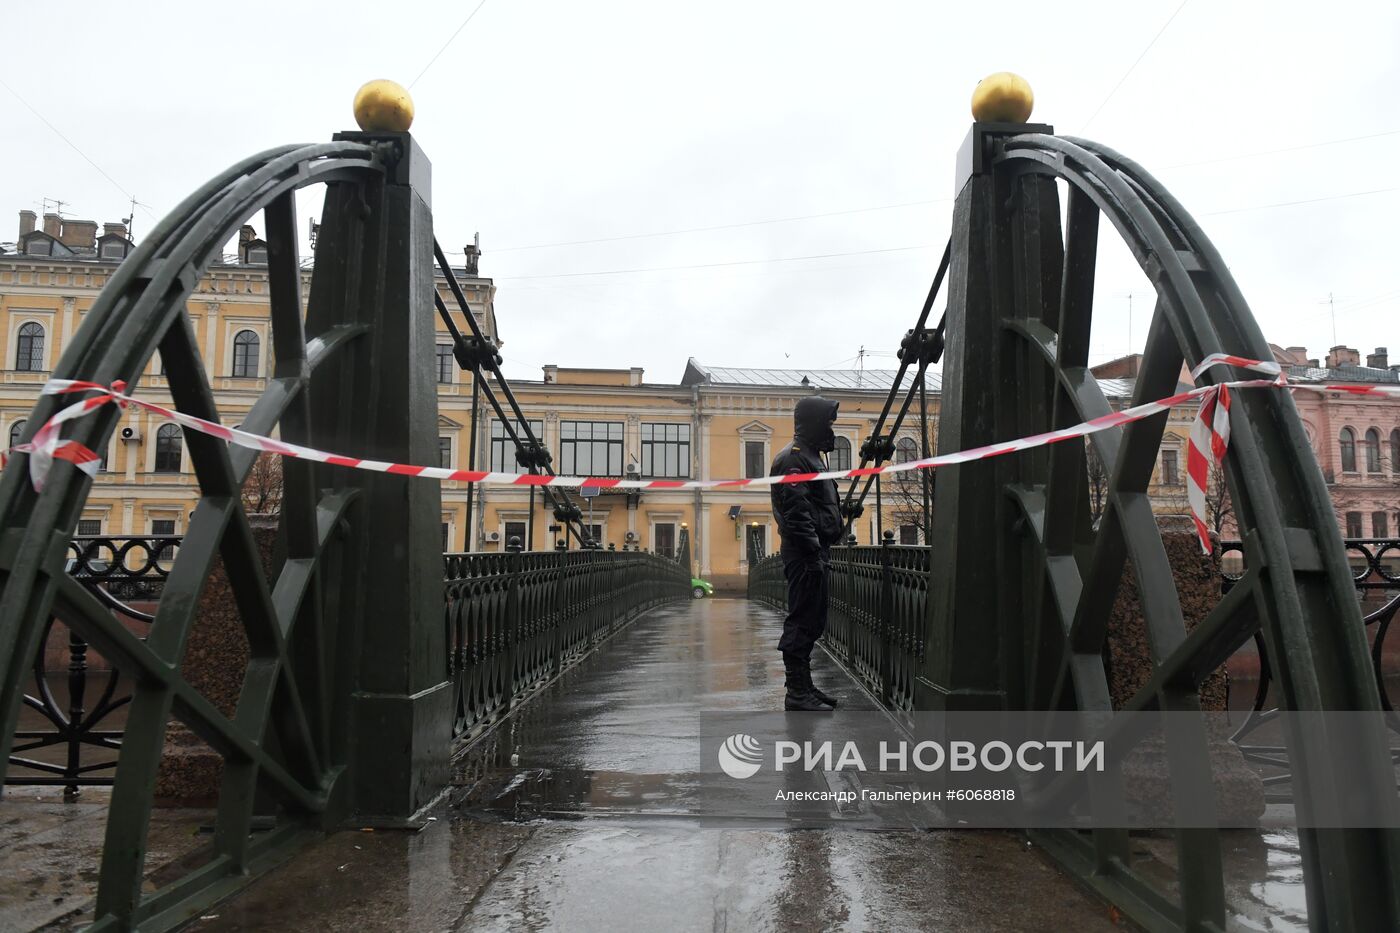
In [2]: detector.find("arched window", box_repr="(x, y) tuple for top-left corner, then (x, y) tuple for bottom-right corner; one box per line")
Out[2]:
(1365, 428), (1382, 472)
(15, 322), (44, 372)
(1391, 429), (1400, 475)
(1339, 428), (1357, 473)
(8, 419), (26, 449)
(831, 436), (852, 472)
(232, 330), (260, 378)
(895, 437), (918, 463)
(154, 424), (182, 472)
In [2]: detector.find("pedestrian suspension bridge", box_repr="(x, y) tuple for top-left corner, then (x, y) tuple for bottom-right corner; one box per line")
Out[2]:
(1, 96), (1398, 933)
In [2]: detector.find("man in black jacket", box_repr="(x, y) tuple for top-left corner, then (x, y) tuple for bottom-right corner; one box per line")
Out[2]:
(769, 396), (844, 711)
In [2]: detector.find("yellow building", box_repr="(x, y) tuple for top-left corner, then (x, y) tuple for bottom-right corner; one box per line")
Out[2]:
(2, 208), (1197, 593)
(468, 362), (940, 590)
(0, 209), (499, 551)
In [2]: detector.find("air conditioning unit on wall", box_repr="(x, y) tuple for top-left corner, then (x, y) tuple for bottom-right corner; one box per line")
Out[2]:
(486, 531), (501, 542)
(120, 426), (142, 442)
(625, 463), (640, 475)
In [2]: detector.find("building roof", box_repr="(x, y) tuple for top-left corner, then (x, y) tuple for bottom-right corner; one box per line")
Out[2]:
(1284, 363), (1399, 384)
(682, 358), (942, 392)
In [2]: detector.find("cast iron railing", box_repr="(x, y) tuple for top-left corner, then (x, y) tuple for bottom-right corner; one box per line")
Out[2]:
(748, 532), (929, 713)
(5, 535), (177, 797)
(446, 541), (690, 742)
(752, 536), (1400, 722)
(8, 534), (690, 792)
(1222, 537), (1400, 757)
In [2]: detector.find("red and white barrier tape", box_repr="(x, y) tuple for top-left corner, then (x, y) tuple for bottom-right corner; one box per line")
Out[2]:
(6, 355), (1398, 555)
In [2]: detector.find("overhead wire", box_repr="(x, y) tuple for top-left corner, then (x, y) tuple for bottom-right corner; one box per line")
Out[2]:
(0, 76), (155, 217)
(1081, 0), (1191, 131)
(409, 0), (490, 89)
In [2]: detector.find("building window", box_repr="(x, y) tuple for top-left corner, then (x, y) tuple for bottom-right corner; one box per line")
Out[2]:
(9, 419), (26, 448)
(654, 522), (676, 558)
(436, 343), (454, 383)
(1392, 430), (1400, 474)
(1375, 511), (1390, 538)
(899, 524), (919, 545)
(100, 242), (125, 260)
(15, 322), (44, 372)
(504, 520), (526, 548)
(154, 424), (183, 472)
(831, 436), (852, 472)
(245, 247), (267, 264)
(232, 329), (260, 377)
(640, 423), (690, 477)
(151, 519), (177, 561)
(26, 239), (51, 257)
(746, 524), (767, 562)
(1365, 428), (1382, 473)
(895, 437), (918, 463)
(585, 524), (604, 546)
(1162, 449), (1180, 486)
(490, 419), (544, 473)
(439, 436), (453, 469)
(1346, 511), (1364, 538)
(744, 441), (766, 479)
(442, 522), (451, 551)
(560, 421), (623, 476)
(77, 519), (101, 536)
(1340, 428), (1357, 473)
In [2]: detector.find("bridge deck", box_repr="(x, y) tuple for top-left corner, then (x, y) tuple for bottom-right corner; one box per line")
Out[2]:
(190, 598), (1118, 932)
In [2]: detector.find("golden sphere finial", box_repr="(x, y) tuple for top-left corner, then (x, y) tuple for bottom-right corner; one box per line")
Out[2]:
(353, 79), (415, 133)
(970, 72), (1034, 123)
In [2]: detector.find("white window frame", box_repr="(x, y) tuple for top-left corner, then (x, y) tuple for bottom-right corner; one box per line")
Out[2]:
(222, 320), (268, 380)
(9, 313), (55, 371)
(737, 420), (773, 480)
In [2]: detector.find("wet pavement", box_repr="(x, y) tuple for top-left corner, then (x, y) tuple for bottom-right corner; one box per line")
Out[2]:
(0, 786), (208, 931)
(188, 599), (1124, 932)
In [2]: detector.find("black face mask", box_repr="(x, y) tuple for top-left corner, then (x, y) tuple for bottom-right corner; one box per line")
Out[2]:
(794, 396), (840, 453)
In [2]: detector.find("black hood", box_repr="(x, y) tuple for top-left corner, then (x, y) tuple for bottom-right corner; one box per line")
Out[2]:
(794, 396), (839, 453)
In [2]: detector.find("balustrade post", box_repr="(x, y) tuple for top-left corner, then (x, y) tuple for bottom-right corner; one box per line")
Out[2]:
(878, 531), (895, 706)
(553, 551), (567, 675)
(64, 627), (89, 801)
(502, 537), (523, 714)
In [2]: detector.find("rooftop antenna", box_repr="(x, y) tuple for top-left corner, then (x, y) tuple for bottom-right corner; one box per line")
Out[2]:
(1320, 292), (1337, 346)
(122, 195), (139, 242)
(857, 345), (866, 388)
(39, 197), (69, 219)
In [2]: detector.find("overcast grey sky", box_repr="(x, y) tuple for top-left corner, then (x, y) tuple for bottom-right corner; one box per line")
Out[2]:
(4, 1), (1397, 382)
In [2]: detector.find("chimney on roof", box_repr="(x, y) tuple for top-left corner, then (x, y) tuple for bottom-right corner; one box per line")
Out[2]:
(43, 213), (61, 237)
(629, 367), (644, 386)
(464, 232), (481, 276)
(18, 210), (36, 238)
(1326, 345), (1360, 369)
(239, 224), (256, 244)
(103, 222), (129, 241)
(59, 219), (98, 249)
(1367, 347), (1388, 369)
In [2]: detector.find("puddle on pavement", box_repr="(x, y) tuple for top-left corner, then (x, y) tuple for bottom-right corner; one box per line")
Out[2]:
(459, 766), (703, 822)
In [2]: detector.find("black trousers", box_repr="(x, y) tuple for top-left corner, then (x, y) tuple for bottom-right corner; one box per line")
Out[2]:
(777, 547), (830, 660)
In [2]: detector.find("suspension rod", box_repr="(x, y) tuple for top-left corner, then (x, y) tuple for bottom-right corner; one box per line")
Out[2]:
(839, 240), (951, 520)
(432, 245), (590, 547)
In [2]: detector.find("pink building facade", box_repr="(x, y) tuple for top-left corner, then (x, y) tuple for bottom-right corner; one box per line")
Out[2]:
(1277, 345), (1400, 539)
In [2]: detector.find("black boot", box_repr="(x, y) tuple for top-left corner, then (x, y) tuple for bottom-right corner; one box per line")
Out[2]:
(784, 655), (829, 712)
(802, 657), (839, 708)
